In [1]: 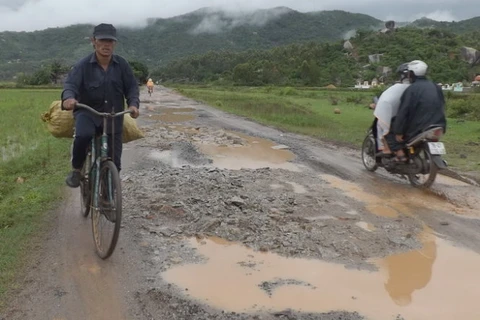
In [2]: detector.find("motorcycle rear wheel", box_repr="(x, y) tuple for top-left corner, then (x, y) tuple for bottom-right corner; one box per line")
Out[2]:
(407, 149), (438, 188)
(361, 133), (378, 172)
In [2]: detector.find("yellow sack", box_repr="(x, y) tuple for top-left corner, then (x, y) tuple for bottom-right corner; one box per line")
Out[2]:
(122, 113), (145, 143)
(41, 101), (145, 143)
(41, 101), (75, 138)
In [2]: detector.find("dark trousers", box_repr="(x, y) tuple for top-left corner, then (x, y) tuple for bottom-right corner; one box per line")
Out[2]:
(72, 113), (123, 171)
(384, 132), (404, 152)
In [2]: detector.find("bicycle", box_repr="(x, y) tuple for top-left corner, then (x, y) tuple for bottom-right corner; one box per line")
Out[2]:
(76, 103), (133, 259)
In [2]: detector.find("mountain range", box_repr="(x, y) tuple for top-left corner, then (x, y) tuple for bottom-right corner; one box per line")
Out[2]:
(0, 7), (479, 80)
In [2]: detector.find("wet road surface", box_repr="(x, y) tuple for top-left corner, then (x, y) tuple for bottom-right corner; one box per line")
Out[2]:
(2, 85), (480, 320)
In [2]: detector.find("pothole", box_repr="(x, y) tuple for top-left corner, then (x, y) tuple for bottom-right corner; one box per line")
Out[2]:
(162, 233), (480, 319)
(320, 174), (479, 217)
(149, 141), (212, 167)
(197, 132), (301, 172)
(149, 108), (197, 123)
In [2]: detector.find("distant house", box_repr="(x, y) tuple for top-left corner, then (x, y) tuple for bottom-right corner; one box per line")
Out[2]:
(453, 82), (464, 92)
(354, 80), (372, 89)
(473, 75), (480, 87)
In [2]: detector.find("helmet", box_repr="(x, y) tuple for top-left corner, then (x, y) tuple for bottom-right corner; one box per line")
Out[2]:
(148, 78), (152, 81)
(396, 63), (409, 74)
(395, 62), (409, 82)
(408, 60), (428, 77)
(396, 62), (409, 76)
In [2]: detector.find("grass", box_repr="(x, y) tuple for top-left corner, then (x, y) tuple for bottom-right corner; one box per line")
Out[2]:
(0, 89), (71, 307)
(171, 85), (480, 173)
(0, 81), (63, 90)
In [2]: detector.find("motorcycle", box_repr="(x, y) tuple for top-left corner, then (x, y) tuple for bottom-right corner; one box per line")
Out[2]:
(361, 118), (448, 188)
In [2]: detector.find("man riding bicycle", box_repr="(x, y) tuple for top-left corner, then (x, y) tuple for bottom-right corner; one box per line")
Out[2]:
(61, 23), (140, 188)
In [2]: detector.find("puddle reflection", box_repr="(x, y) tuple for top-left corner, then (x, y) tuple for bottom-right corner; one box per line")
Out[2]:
(377, 230), (436, 307)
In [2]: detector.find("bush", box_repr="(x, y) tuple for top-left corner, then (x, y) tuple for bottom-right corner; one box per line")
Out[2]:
(346, 94), (365, 104)
(329, 95), (339, 105)
(446, 95), (480, 120)
(262, 86), (275, 93)
(279, 87), (298, 96)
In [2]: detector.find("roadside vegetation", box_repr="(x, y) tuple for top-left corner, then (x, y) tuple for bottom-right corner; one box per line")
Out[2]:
(171, 85), (480, 173)
(0, 89), (71, 307)
(156, 28), (480, 87)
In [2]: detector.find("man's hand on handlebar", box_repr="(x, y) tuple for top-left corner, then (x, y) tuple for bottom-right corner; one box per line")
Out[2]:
(128, 106), (140, 119)
(64, 101), (139, 118)
(62, 98), (78, 111)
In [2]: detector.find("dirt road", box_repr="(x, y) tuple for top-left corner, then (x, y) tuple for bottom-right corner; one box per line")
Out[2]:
(2, 86), (480, 320)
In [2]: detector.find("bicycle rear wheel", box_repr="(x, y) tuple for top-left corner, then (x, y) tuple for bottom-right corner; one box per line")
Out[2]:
(92, 160), (122, 259)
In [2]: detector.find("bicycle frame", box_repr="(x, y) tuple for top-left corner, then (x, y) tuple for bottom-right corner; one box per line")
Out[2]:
(75, 103), (132, 213)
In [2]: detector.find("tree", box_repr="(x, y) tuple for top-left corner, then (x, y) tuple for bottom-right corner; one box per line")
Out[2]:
(50, 60), (69, 84)
(233, 63), (256, 85)
(128, 60), (149, 84)
(29, 68), (51, 85)
(15, 73), (31, 87)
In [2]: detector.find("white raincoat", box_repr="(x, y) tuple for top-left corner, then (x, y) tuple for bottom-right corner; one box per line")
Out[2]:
(373, 81), (411, 149)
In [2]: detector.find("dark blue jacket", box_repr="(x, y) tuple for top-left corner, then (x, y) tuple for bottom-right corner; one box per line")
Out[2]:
(392, 77), (447, 139)
(61, 52), (140, 134)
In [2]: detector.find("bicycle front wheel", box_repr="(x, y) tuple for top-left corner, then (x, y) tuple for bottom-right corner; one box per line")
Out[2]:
(80, 155), (92, 217)
(92, 160), (122, 259)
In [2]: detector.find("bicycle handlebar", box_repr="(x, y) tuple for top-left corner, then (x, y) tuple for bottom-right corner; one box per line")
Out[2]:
(74, 103), (133, 118)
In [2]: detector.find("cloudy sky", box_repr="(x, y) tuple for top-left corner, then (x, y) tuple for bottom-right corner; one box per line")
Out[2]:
(0, 0), (478, 32)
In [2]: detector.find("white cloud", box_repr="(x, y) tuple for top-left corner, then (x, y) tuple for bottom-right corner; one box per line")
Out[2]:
(192, 15), (228, 34)
(415, 10), (457, 22)
(342, 29), (357, 40)
(386, 9), (458, 23)
(191, 7), (292, 34)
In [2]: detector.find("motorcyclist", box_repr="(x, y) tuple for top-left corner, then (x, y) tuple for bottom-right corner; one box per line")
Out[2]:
(147, 78), (154, 92)
(373, 62), (411, 154)
(386, 60), (447, 162)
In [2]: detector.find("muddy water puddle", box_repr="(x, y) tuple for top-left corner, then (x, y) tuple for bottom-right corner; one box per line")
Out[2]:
(150, 125), (302, 172)
(162, 235), (480, 319)
(149, 108), (197, 123)
(197, 132), (301, 171)
(321, 174), (479, 217)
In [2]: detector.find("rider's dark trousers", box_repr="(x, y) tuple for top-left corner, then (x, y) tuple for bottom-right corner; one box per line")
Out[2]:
(72, 113), (123, 172)
(384, 132), (405, 152)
